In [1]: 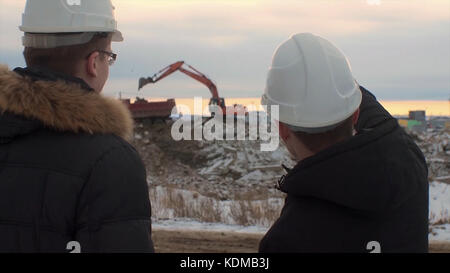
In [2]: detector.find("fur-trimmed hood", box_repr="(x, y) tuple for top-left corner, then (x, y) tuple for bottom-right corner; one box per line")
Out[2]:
(0, 64), (133, 141)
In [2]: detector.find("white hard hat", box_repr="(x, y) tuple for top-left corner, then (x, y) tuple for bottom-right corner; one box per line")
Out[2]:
(261, 33), (362, 133)
(19, 0), (123, 48)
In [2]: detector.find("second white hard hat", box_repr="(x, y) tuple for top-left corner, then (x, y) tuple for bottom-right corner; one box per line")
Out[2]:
(19, 0), (123, 48)
(261, 33), (361, 133)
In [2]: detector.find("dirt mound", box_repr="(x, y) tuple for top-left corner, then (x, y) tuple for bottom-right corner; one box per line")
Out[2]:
(132, 119), (292, 200)
(410, 129), (450, 182)
(132, 120), (449, 201)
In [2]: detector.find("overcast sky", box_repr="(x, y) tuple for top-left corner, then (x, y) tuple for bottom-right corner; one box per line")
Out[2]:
(0, 0), (449, 100)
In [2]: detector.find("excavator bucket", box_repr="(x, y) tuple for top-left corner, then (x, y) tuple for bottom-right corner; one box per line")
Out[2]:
(138, 77), (154, 90)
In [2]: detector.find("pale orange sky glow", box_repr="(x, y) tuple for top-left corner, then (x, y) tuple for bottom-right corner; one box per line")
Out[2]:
(145, 98), (450, 117)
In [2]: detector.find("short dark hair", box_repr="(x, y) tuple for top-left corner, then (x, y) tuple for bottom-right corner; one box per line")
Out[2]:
(292, 114), (355, 153)
(23, 32), (112, 76)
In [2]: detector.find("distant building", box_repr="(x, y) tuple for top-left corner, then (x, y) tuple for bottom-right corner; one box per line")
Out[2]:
(409, 111), (426, 132)
(398, 119), (424, 131)
(397, 110), (427, 132)
(409, 111), (426, 123)
(398, 119), (409, 128)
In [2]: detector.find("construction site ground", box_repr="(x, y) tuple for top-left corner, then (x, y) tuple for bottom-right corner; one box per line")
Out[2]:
(152, 229), (450, 253)
(132, 118), (450, 252)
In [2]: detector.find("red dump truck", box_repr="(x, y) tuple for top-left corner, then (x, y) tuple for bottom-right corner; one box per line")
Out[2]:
(121, 98), (176, 120)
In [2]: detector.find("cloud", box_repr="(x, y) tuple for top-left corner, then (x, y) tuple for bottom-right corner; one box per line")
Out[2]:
(0, 0), (448, 100)
(0, 0), (24, 51)
(115, 0), (450, 39)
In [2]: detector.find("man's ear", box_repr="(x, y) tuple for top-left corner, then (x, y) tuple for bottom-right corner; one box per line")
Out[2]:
(278, 122), (291, 142)
(352, 108), (360, 126)
(86, 51), (100, 77)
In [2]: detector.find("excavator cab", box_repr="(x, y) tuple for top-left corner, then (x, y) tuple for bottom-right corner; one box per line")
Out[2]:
(209, 97), (226, 108)
(208, 97), (226, 116)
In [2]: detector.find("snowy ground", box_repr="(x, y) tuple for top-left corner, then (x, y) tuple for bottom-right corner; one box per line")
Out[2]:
(150, 185), (284, 227)
(153, 219), (268, 234)
(136, 121), (450, 243)
(153, 219), (450, 242)
(429, 181), (449, 225)
(429, 224), (450, 241)
(429, 181), (450, 241)
(152, 181), (450, 242)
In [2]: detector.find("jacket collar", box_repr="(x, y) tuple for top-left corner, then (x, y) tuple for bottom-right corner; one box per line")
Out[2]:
(279, 118), (411, 212)
(13, 66), (95, 92)
(0, 64), (133, 141)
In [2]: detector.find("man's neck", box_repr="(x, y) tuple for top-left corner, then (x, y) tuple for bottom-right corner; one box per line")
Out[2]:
(294, 133), (354, 162)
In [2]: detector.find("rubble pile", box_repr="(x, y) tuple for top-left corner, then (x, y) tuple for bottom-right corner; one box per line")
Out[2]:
(410, 129), (450, 183)
(132, 119), (449, 201)
(132, 119), (293, 200)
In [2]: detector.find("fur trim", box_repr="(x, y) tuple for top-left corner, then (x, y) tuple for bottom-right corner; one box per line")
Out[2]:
(0, 64), (133, 141)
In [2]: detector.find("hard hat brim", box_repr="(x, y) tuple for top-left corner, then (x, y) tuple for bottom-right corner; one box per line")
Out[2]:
(112, 30), (123, 42)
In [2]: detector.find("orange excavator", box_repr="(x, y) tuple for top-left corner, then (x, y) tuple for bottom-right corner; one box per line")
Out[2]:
(139, 61), (246, 116)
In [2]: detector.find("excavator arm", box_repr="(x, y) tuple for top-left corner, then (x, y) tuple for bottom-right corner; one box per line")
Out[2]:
(178, 66), (219, 99)
(138, 61), (225, 110)
(138, 61), (184, 90)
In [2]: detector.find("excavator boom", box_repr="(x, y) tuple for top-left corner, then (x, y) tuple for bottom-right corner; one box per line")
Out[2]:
(139, 61), (184, 90)
(139, 61), (225, 110)
(178, 67), (219, 99)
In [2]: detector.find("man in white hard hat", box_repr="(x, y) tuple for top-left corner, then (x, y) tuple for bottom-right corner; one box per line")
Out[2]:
(0, 0), (154, 252)
(259, 33), (428, 253)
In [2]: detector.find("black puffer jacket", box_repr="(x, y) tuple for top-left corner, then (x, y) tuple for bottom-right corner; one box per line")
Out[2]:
(0, 65), (154, 253)
(259, 86), (429, 253)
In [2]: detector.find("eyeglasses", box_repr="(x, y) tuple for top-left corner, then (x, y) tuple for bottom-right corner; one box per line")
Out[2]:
(87, 50), (117, 66)
(98, 50), (117, 66)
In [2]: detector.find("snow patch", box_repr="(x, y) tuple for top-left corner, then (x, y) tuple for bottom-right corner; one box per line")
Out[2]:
(429, 224), (450, 242)
(152, 218), (269, 234)
(429, 181), (450, 225)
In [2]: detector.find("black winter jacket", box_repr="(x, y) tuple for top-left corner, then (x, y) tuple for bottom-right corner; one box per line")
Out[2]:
(0, 65), (154, 252)
(259, 86), (429, 253)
